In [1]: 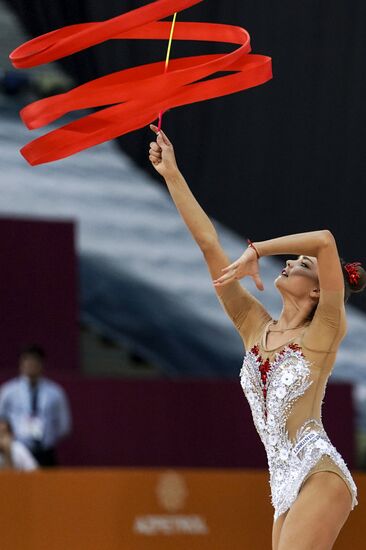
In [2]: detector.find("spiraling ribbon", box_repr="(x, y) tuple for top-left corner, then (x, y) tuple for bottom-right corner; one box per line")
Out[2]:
(9, 0), (272, 166)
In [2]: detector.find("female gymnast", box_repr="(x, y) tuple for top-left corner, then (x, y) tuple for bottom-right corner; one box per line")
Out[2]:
(148, 124), (365, 549)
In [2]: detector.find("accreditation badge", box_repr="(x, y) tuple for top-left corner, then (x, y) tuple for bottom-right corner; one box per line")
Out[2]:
(19, 415), (45, 441)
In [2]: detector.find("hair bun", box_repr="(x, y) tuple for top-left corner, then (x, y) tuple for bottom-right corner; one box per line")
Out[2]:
(341, 259), (366, 298)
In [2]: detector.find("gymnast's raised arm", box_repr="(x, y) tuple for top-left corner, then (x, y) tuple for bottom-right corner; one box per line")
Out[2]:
(148, 124), (270, 347)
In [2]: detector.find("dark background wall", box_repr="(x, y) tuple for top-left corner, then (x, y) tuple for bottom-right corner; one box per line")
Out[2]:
(55, 379), (357, 468)
(6, 0), (366, 313)
(0, 373), (354, 468)
(0, 218), (79, 370)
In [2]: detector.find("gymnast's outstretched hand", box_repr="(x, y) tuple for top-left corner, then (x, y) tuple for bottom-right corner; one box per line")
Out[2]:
(149, 124), (179, 179)
(213, 247), (264, 290)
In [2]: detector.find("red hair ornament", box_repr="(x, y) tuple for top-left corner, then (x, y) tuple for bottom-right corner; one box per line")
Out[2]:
(9, 0), (272, 166)
(344, 262), (362, 286)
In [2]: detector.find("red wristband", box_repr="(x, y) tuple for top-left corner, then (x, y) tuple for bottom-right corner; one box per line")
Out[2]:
(247, 239), (260, 259)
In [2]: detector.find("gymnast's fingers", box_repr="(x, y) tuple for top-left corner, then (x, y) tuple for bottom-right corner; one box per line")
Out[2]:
(149, 155), (160, 165)
(216, 267), (237, 282)
(213, 271), (236, 285)
(213, 277), (235, 287)
(150, 141), (161, 152)
(149, 149), (161, 159)
(159, 129), (173, 147)
(221, 263), (237, 273)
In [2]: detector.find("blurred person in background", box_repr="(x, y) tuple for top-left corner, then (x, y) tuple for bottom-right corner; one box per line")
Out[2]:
(0, 416), (38, 471)
(0, 345), (72, 467)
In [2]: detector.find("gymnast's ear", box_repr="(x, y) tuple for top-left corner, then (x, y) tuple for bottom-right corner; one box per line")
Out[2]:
(309, 287), (320, 300)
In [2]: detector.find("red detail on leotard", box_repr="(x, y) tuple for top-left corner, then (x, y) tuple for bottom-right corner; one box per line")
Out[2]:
(251, 343), (304, 415)
(287, 342), (304, 355)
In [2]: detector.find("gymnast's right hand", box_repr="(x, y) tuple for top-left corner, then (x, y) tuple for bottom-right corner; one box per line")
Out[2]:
(149, 124), (179, 179)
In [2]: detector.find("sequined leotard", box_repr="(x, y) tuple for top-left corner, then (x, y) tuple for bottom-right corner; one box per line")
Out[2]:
(218, 284), (358, 520)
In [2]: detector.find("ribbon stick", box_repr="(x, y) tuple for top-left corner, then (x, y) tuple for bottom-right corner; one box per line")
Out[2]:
(9, 0), (273, 166)
(158, 11), (177, 131)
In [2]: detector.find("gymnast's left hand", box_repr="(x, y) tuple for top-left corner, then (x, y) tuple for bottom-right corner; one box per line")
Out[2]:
(213, 247), (264, 290)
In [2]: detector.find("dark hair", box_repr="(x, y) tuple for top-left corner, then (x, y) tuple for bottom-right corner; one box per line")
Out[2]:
(340, 259), (366, 302)
(19, 344), (46, 362)
(0, 416), (13, 435)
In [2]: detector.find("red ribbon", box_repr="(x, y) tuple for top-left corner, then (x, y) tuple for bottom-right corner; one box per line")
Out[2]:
(9, 0), (272, 165)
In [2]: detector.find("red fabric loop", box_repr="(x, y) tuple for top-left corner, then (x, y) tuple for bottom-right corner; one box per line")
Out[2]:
(9, 0), (272, 165)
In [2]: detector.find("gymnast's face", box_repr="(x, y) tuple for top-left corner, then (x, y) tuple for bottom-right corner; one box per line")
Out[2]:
(275, 255), (320, 302)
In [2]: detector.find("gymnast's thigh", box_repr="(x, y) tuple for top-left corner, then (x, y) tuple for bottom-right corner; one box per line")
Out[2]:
(272, 511), (288, 550)
(278, 471), (352, 550)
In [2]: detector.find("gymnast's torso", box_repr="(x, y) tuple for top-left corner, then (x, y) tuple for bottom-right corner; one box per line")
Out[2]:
(218, 284), (358, 520)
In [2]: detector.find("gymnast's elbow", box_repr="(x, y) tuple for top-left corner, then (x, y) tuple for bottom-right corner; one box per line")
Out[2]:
(320, 229), (336, 248)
